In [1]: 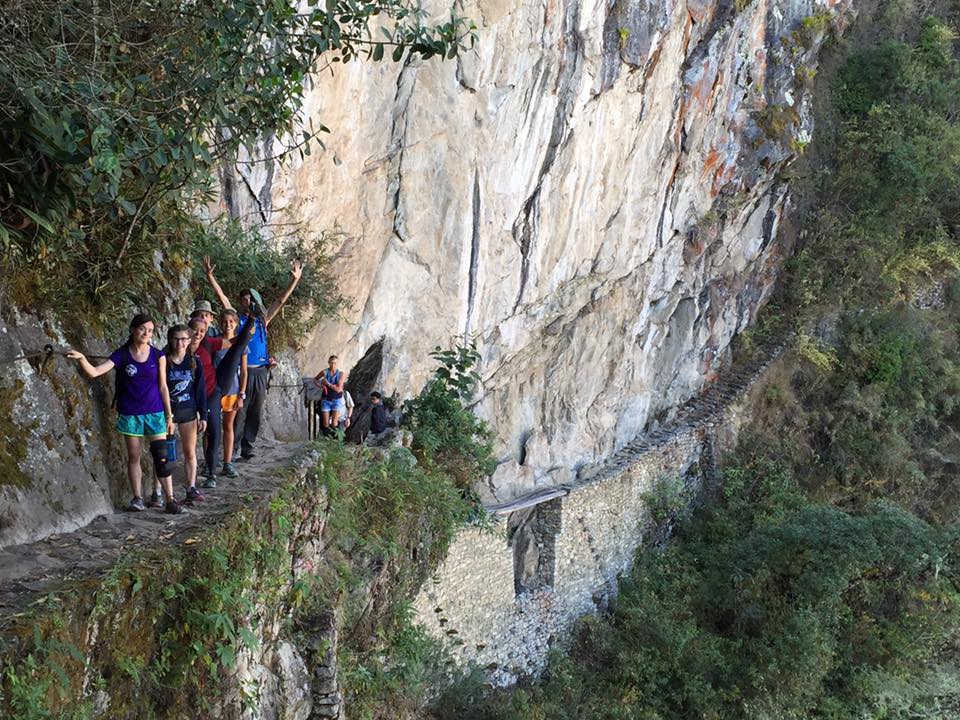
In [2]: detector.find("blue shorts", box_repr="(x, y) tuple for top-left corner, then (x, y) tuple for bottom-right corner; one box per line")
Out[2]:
(321, 398), (345, 413)
(117, 411), (166, 437)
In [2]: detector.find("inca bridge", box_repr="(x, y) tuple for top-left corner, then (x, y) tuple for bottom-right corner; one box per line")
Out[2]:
(413, 337), (790, 686)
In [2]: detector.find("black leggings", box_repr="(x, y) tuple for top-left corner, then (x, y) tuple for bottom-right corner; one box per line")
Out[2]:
(215, 315), (257, 393)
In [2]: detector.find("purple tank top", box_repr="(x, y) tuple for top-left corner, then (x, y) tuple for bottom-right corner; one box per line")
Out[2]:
(110, 345), (165, 416)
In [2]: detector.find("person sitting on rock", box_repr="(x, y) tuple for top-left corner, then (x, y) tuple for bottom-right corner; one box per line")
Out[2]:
(161, 324), (208, 506)
(66, 314), (181, 514)
(203, 255), (303, 460)
(314, 355), (345, 434)
(369, 392), (389, 437)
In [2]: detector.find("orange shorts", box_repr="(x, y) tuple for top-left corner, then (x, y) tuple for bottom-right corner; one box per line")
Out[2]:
(221, 394), (241, 412)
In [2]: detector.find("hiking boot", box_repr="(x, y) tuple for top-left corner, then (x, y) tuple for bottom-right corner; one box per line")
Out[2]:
(127, 497), (146, 512)
(239, 451), (256, 461)
(185, 486), (204, 503)
(147, 491), (163, 509)
(222, 462), (239, 478)
(165, 498), (184, 515)
(201, 475), (218, 489)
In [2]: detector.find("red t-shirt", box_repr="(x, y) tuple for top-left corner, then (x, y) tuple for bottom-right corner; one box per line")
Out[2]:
(196, 337), (224, 397)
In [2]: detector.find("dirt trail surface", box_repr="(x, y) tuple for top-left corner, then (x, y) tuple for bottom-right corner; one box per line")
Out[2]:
(0, 440), (305, 618)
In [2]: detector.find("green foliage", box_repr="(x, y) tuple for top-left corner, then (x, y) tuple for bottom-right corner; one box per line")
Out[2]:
(437, 460), (960, 720)
(301, 439), (480, 720)
(642, 475), (688, 524)
(404, 344), (496, 492)
(781, 304), (960, 518)
(190, 218), (344, 349)
(785, 18), (960, 315)
(0, 0), (475, 323)
(338, 602), (453, 720)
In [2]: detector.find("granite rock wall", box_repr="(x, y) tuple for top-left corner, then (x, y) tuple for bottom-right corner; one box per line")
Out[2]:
(224, 0), (853, 503)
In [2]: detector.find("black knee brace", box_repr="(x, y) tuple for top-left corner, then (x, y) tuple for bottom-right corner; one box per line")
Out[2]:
(149, 438), (175, 478)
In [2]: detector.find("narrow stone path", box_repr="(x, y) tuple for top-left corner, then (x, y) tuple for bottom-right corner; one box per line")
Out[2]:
(578, 332), (793, 485)
(0, 440), (305, 618)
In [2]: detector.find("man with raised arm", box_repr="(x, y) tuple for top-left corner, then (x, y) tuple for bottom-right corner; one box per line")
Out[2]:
(203, 255), (303, 460)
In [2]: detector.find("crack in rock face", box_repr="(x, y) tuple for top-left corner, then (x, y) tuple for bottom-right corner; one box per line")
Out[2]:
(219, 0), (854, 503)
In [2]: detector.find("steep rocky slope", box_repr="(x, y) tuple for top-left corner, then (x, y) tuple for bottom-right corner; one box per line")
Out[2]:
(225, 0), (853, 501)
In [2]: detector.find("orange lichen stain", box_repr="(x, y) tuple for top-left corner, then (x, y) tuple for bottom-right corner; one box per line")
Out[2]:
(712, 157), (737, 197)
(687, 0), (716, 26)
(703, 148), (722, 177)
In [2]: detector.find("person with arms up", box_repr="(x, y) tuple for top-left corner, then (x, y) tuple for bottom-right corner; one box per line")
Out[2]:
(203, 255), (302, 460)
(66, 314), (182, 514)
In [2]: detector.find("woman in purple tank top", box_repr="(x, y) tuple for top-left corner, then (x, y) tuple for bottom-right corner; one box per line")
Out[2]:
(67, 314), (182, 514)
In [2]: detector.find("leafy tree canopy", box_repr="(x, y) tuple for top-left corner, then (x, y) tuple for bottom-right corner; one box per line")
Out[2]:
(0, 0), (474, 323)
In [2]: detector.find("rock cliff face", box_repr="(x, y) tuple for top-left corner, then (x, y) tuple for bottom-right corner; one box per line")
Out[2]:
(0, 0), (853, 549)
(225, 0), (852, 502)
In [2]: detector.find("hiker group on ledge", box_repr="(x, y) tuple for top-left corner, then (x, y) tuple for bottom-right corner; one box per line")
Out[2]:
(66, 257), (389, 515)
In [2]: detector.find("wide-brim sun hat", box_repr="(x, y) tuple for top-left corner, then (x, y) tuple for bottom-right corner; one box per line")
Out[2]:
(192, 300), (213, 314)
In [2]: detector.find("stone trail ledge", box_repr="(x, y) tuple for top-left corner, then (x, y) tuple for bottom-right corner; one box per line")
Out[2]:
(0, 440), (336, 720)
(0, 440), (305, 617)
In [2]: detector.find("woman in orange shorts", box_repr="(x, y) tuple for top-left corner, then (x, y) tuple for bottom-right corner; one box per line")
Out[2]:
(217, 309), (248, 478)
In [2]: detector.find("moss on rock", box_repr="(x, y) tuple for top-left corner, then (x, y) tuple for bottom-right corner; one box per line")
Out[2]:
(0, 379), (35, 489)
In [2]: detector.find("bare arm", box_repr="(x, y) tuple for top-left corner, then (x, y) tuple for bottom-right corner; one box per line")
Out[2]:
(66, 350), (115, 378)
(203, 256), (234, 311)
(157, 356), (175, 436)
(239, 353), (248, 406)
(265, 259), (303, 326)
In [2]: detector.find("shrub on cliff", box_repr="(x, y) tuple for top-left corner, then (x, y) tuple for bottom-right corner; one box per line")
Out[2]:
(305, 437), (484, 719)
(786, 17), (960, 314)
(404, 344), (496, 492)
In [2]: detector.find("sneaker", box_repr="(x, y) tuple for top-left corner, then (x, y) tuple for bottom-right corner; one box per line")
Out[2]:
(127, 497), (146, 512)
(165, 498), (184, 515)
(185, 486), (204, 503)
(239, 452), (256, 461)
(222, 462), (239, 478)
(147, 492), (163, 509)
(201, 475), (218, 489)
